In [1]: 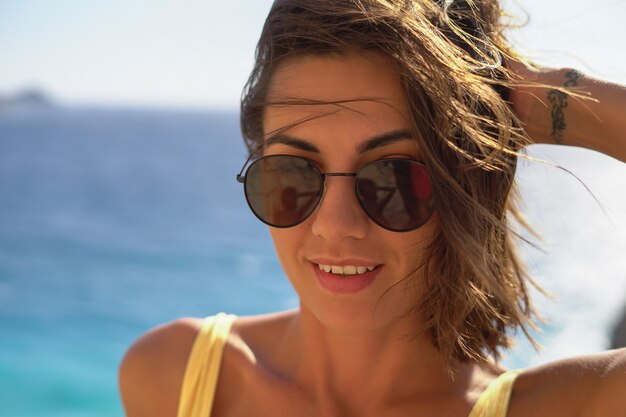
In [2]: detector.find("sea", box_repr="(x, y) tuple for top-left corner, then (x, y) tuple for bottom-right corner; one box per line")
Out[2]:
(0, 104), (624, 416)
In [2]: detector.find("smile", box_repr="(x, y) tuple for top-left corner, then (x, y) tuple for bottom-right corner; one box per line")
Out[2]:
(312, 262), (381, 294)
(315, 264), (377, 275)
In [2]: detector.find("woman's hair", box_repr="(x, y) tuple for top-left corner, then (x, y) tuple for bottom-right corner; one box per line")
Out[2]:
(241, 0), (543, 366)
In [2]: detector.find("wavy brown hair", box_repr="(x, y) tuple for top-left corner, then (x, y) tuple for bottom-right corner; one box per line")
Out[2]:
(240, 0), (544, 366)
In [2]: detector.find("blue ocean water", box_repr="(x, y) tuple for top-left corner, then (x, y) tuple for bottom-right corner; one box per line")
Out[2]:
(0, 106), (296, 417)
(0, 105), (624, 416)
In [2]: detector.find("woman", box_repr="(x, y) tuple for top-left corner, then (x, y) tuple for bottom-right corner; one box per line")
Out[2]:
(119, 1), (626, 416)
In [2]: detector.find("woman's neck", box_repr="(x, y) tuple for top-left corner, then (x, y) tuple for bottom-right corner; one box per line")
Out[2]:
(267, 306), (483, 415)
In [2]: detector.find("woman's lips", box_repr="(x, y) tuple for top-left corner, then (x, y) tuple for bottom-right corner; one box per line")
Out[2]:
(311, 261), (381, 294)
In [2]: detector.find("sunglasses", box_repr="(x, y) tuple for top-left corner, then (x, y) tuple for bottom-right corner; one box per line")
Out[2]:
(236, 154), (435, 232)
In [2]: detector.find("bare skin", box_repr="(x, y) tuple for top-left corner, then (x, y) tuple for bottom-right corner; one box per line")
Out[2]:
(120, 312), (626, 417)
(507, 60), (626, 161)
(119, 55), (626, 417)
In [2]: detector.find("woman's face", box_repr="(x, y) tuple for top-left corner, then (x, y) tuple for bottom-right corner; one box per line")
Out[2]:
(263, 53), (438, 332)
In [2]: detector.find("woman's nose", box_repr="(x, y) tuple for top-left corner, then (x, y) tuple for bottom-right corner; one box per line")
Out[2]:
(310, 176), (369, 241)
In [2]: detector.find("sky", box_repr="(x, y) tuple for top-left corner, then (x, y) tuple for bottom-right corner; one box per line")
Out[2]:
(0, 0), (625, 109)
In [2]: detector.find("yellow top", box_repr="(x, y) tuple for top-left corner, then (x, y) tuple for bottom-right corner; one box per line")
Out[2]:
(177, 312), (238, 417)
(468, 369), (520, 417)
(177, 313), (521, 417)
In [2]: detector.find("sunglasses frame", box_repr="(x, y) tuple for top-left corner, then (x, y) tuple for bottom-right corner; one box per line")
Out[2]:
(237, 154), (435, 232)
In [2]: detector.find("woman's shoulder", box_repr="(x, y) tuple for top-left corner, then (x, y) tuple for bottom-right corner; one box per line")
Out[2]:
(118, 317), (205, 416)
(509, 348), (626, 417)
(118, 310), (297, 416)
(223, 309), (300, 382)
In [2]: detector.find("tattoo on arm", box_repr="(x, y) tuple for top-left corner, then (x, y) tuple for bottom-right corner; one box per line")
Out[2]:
(547, 69), (582, 143)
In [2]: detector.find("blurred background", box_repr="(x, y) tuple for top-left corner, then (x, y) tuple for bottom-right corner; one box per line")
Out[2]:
(1, 0), (625, 416)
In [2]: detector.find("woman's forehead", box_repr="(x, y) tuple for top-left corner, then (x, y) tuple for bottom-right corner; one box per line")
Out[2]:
(263, 53), (412, 135)
(265, 53), (408, 107)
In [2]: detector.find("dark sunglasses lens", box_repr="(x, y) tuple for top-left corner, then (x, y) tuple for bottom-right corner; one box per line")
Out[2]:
(356, 160), (433, 231)
(245, 156), (322, 227)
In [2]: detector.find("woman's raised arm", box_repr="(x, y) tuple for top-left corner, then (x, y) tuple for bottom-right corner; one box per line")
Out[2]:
(508, 62), (626, 163)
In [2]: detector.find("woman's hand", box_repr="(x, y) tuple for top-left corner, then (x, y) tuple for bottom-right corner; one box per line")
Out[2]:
(506, 60), (626, 163)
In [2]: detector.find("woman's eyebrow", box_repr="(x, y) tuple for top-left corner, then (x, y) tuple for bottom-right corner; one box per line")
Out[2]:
(356, 129), (414, 153)
(265, 135), (319, 152)
(264, 129), (414, 153)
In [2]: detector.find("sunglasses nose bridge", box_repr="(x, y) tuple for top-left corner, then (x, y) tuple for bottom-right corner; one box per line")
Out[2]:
(321, 172), (357, 179)
(319, 172), (358, 200)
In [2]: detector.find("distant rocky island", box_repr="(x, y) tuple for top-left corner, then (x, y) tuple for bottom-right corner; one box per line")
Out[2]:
(0, 88), (54, 112)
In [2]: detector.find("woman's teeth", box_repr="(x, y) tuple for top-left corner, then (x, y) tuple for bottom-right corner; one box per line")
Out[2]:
(317, 264), (376, 275)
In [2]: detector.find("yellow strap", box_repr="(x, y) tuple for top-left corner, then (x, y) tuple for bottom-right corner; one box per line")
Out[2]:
(467, 369), (521, 417)
(177, 313), (237, 417)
